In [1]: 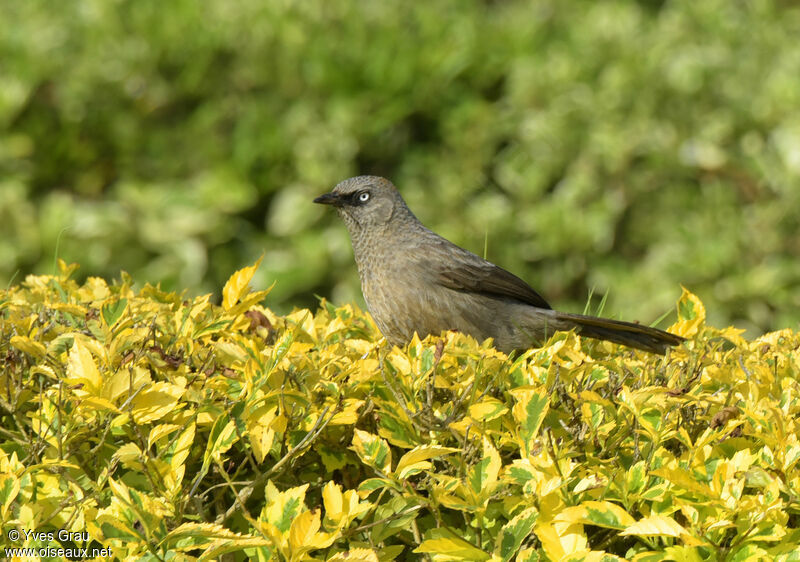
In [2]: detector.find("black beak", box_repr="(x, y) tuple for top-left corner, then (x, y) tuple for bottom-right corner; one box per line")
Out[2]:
(313, 192), (345, 207)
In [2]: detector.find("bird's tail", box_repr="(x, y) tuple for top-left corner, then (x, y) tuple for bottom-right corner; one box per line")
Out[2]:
(552, 311), (684, 354)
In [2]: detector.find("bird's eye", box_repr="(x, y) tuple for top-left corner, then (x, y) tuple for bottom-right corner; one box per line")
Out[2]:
(358, 191), (370, 203)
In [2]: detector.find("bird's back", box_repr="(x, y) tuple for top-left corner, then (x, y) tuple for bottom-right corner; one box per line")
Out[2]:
(355, 224), (539, 349)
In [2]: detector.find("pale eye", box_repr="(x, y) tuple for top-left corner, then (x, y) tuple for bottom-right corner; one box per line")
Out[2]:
(358, 191), (370, 203)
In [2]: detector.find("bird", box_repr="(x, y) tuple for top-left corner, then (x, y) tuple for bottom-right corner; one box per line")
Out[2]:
(314, 176), (684, 355)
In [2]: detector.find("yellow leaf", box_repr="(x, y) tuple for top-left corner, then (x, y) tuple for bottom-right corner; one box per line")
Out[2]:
(322, 482), (370, 531)
(30, 365), (57, 380)
(351, 429), (392, 474)
(262, 482), (310, 535)
(322, 481), (343, 525)
(562, 552), (623, 562)
(651, 468), (715, 498)
(577, 390), (613, 408)
(104, 367), (138, 403)
(166, 521), (252, 541)
(535, 521), (587, 559)
(396, 445), (459, 479)
(327, 548), (380, 562)
(286, 309), (316, 340)
(620, 514), (684, 537)
(67, 339), (103, 393)
(620, 514), (703, 547)
(289, 509), (335, 552)
(170, 423), (195, 472)
(572, 475), (606, 494)
(147, 424), (182, 448)
(289, 509), (320, 550)
(516, 548), (539, 562)
(344, 338), (375, 355)
(468, 398), (509, 421)
(672, 287), (706, 338)
(329, 399), (365, 426)
(114, 443), (143, 468)
(52, 302), (88, 316)
(82, 276), (111, 300)
(222, 256), (263, 311)
(248, 406), (277, 463)
(130, 382), (185, 424)
(214, 340), (249, 363)
(10, 335), (47, 359)
(511, 387), (550, 456)
(80, 396), (121, 413)
(108, 477), (131, 502)
(660, 545), (711, 562)
(323, 316), (347, 339)
(484, 437), (501, 482)
(466, 436), (501, 503)
(554, 501), (636, 530)
(414, 536), (491, 560)
(57, 258), (80, 279)
(95, 511), (138, 540)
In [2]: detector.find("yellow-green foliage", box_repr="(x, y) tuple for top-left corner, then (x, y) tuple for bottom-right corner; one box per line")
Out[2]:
(1, 260), (799, 561)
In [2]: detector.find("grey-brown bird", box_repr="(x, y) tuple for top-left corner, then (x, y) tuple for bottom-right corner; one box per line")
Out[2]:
(314, 176), (684, 354)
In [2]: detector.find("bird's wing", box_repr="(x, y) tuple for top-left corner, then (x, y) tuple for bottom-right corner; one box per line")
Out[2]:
(422, 240), (552, 310)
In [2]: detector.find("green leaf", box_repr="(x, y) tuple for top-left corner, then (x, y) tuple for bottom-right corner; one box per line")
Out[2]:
(467, 437), (501, 502)
(626, 461), (647, 495)
(370, 496), (421, 543)
(511, 387), (550, 456)
(262, 482), (309, 533)
(351, 430), (392, 474)
(496, 507), (538, 562)
(357, 477), (395, 496)
(102, 297), (128, 327)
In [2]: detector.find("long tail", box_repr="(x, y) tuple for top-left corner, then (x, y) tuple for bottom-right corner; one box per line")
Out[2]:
(553, 311), (684, 354)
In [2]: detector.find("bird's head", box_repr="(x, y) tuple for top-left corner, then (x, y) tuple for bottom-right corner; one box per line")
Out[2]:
(314, 176), (410, 234)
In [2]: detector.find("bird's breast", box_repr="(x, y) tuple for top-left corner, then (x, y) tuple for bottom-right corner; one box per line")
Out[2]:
(357, 250), (412, 334)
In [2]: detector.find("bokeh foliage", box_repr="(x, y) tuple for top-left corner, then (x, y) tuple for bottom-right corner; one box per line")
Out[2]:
(1, 0), (799, 335)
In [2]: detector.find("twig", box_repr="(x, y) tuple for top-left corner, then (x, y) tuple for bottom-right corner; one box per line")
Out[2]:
(216, 404), (334, 524)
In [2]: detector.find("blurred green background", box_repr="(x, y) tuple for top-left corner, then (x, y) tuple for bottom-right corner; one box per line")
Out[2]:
(2, 0), (799, 336)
